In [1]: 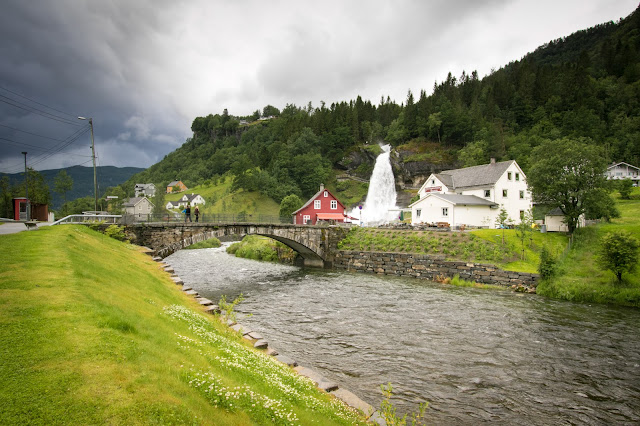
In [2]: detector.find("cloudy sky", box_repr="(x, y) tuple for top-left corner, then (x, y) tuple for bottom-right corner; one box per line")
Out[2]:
(1, 0), (637, 173)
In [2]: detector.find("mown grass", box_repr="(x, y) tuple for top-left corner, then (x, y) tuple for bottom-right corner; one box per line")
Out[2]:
(0, 225), (367, 425)
(338, 227), (520, 265)
(536, 189), (640, 307)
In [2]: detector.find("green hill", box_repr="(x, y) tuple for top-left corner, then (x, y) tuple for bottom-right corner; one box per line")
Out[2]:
(117, 5), (639, 208)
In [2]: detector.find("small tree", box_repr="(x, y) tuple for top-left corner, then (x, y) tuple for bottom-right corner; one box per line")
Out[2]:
(279, 194), (304, 221)
(53, 170), (73, 205)
(495, 207), (513, 244)
(597, 231), (639, 283)
(618, 179), (633, 200)
(515, 210), (534, 260)
(538, 245), (556, 280)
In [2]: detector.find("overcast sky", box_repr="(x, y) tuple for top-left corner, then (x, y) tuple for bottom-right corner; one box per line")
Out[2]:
(1, 0), (637, 173)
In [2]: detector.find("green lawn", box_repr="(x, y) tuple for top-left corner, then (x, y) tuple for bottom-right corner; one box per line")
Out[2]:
(0, 225), (367, 424)
(536, 190), (640, 307)
(165, 175), (280, 218)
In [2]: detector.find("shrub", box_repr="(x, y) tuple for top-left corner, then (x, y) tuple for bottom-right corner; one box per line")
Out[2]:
(597, 230), (639, 283)
(538, 245), (556, 280)
(104, 225), (127, 242)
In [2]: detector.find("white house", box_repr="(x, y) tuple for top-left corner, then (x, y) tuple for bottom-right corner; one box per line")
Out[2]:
(165, 200), (178, 209)
(606, 162), (639, 184)
(123, 197), (155, 221)
(134, 183), (156, 198)
(544, 208), (585, 232)
(410, 159), (532, 228)
(177, 193), (206, 208)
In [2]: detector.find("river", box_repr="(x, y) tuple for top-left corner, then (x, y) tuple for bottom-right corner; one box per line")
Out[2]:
(165, 245), (640, 425)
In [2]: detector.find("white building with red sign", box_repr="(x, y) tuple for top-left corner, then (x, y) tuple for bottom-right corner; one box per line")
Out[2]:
(410, 159), (532, 228)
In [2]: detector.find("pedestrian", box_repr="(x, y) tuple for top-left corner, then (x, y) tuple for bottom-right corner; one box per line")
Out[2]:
(194, 206), (200, 223)
(185, 204), (192, 223)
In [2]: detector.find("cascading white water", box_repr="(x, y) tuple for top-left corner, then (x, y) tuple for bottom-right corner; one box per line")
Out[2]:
(354, 144), (398, 225)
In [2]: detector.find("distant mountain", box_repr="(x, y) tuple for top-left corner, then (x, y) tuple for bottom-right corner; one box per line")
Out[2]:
(3, 165), (144, 209)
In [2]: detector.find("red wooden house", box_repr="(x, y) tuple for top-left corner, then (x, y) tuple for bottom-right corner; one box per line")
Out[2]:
(292, 185), (347, 225)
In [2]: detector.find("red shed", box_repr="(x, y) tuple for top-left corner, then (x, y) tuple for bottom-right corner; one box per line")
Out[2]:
(292, 184), (346, 225)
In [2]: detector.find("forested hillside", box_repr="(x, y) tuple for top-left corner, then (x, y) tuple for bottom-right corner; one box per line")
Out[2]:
(122, 6), (640, 204)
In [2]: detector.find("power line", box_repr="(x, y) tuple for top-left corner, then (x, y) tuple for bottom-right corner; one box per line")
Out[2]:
(0, 85), (79, 120)
(0, 95), (82, 127)
(0, 123), (66, 142)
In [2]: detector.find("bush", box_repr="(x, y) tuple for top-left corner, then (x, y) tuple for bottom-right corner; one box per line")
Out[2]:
(104, 225), (127, 242)
(538, 245), (556, 280)
(597, 230), (639, 283)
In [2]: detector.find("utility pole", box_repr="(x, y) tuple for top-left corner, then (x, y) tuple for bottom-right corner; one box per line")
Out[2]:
(22, 152), (29, 221)
(78, 117), (98, 212)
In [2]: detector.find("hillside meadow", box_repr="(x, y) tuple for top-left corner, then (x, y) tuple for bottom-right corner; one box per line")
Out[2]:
(0, 225), (368, 425)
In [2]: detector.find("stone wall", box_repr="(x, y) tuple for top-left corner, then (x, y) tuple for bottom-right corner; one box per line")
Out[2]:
(333, 250), (539, 288)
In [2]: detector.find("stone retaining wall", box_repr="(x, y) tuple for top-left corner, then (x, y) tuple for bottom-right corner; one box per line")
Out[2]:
(334, 250), (539, 288)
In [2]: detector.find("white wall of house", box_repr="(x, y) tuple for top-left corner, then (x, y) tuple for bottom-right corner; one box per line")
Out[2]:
(418, 175), (450, 197)
(489, 162), (532, 224)
(545, 213), (586, 232)
(412, 196), (497, 228)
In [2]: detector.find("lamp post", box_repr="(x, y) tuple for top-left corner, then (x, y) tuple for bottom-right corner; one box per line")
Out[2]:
(78, 117), (98, 212)
(22, 152), (29, 221)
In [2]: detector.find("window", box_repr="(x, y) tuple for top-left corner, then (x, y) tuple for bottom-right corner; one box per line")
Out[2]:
(484, 189), (491, 198)
(520, 210), (525, 220)
(442, 207), (449, 217)
(431, 179), (435, 185)
(507, 172), (512, 180)
(314, 200), (321, 209)
(515, 173), (520, 181)
(502, 189), (508, 198)
(519, 190), (524, 199)
(324, 191), (328, 197)
(416, 209), (421, 217)
(303, 215), (311, 224)
(330, 200), (337, 209)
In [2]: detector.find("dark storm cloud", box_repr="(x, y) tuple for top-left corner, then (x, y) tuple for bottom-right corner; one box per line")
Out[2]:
(1, 0), (637, 172)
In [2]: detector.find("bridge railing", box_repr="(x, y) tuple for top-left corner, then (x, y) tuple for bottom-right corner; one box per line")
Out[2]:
(128, 213), (293, 225)
(51, 214), (122, 225)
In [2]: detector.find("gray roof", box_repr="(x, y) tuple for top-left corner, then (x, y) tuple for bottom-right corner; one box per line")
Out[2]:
(416, 193), (498, 207)
(436, 160), (515, 189)
(546, 207), (564, 216)
(182, 193), (201, 202)
(123, 197), (154, 207)
(167, 180), (182, 187)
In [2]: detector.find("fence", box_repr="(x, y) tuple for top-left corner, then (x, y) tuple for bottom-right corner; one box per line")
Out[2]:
(122, 213), (293, 225)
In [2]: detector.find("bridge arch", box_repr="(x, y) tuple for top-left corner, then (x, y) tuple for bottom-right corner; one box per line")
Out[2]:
(124, 223), (348, 268)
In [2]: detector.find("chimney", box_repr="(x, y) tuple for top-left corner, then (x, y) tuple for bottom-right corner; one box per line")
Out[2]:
(490, 158), (496, 164)
(320, 183), (325, 191)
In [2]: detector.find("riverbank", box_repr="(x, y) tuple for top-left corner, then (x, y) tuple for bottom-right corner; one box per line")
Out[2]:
(0, 225), (368, 424)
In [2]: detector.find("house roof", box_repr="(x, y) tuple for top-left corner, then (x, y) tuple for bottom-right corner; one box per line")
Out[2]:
(607, 162), (640, 171)
(546, 207), (564, 216)
(123, 197), (155, 207)
(434, 160), (516, 189)
(182, 193), (201, 202)
(135, 183), (155, 188)
(410, 193), (498, 207)
(292, 187), (345, 215)
(167, 180), (183, 187)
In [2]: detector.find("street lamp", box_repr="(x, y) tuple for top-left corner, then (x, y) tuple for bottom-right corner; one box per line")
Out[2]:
(78, 117), (98, 212)
(22, 152), (29, 221)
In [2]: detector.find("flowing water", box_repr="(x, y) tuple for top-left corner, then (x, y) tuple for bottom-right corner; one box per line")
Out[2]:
(352, 144), (398, 225)
(166, 246), (640, 425)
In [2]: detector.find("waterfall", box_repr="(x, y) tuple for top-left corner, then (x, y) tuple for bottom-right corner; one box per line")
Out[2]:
(354, 144), (398, 225)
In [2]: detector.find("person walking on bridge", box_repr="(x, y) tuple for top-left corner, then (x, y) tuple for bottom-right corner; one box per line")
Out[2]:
(194, 206), (200, 223)
(184, 204), (192, 223)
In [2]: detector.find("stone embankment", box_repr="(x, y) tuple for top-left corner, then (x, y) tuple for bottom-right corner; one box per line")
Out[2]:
(147, 250), (385, 425)
(334, 250), (539, 291)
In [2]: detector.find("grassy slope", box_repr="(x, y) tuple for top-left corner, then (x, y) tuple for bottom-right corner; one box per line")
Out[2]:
(165, 175), (280, 217)
(536, 189), (640, 306)
(0, 226), (365, 425)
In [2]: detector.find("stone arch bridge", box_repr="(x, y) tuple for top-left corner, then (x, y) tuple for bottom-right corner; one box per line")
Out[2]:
(124, 223), (350, 268)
